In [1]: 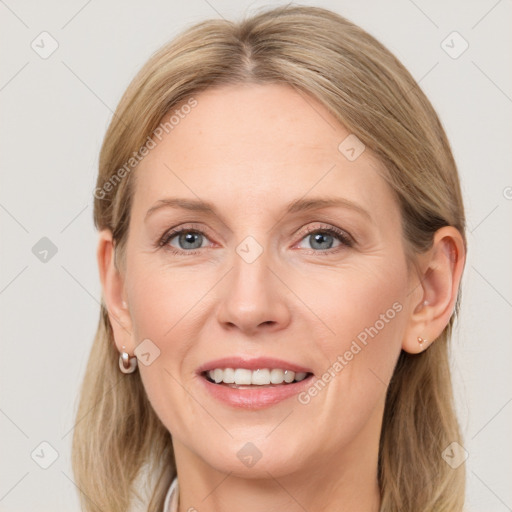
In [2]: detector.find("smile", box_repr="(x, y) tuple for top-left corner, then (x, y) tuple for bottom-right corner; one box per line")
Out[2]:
(203, 368), (312, 387)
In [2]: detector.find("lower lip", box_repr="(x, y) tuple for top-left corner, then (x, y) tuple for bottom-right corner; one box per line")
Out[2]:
(198, 374), (314, 409)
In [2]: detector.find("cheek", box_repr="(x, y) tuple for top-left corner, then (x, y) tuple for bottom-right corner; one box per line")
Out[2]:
(291, 260), (408, 446)
(126, 259), (202, 341)
(123, 257), (210, 415)
(307, 258), (405, 333)
(296, 257), (408, 383)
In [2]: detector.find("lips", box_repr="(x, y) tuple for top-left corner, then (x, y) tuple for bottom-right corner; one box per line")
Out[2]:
(196, 356), (315, 408)
(199, 371), (314, 408)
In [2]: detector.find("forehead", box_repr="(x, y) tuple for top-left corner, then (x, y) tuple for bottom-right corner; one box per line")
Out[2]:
(132, 83), (397, 221)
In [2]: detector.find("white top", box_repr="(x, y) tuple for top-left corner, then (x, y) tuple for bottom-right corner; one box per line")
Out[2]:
(163, 476), (179, 512)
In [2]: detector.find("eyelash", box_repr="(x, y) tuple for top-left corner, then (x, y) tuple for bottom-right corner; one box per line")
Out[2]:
(157, 223), (355, 256)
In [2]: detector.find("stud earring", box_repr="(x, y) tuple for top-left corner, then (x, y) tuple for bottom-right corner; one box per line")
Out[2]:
(417, 337), (428, 349)
(119, 345), (138, 373)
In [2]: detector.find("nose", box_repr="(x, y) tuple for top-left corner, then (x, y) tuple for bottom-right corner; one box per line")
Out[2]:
(216, 249), (292, 336)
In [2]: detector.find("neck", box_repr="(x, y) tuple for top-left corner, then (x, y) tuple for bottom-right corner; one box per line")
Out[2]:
(173, 451), (380, 512)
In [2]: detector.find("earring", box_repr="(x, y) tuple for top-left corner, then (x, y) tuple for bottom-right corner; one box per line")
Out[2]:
(417, 337), (428, 349)
(119, 346), (138, 374)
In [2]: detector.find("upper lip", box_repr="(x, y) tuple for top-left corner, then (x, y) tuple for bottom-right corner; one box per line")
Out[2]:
(196, 356), (313, 375)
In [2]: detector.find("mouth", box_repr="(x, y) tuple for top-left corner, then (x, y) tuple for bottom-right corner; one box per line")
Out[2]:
(201, 368), (314, 388)
(196, 356), (315, 408)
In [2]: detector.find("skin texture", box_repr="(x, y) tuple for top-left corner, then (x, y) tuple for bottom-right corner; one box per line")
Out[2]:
(98, 83), (465, 512)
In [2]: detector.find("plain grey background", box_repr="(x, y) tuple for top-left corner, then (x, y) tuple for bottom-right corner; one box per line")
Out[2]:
(1, 0), (511, 510)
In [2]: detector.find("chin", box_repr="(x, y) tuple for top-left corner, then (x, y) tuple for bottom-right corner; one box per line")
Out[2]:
(199, 435), (307, 479)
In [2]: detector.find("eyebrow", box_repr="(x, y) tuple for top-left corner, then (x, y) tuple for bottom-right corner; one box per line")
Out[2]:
(144, 196), (372, 222)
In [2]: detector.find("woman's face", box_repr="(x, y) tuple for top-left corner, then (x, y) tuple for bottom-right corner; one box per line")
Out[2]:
(118, 83), (417, 478)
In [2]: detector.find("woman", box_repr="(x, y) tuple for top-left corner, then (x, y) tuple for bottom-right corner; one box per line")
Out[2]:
(73, 5), (467, 511)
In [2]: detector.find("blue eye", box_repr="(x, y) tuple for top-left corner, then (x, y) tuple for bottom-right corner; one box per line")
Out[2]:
(297, 227), (353, 252)
(159, 229), (209, 254)
(171, 231), (204, 250)
(158, 224), (354, 256)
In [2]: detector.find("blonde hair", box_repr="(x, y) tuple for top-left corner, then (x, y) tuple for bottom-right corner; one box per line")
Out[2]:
(73, 4), (466, 511)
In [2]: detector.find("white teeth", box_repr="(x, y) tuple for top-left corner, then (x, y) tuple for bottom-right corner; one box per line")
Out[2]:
(234, 368), (253, 385)
(295, 372), (307, 382)
(283, 370), (295, 383)
(252, 369), (270, 385)
(213, 368), (223, 384)
(205, 368), (310, 385)
(222, 367), (235, 383)
(270, 368), (285, 384)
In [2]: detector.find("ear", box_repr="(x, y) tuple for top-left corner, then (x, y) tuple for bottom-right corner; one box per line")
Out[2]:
(402, 226), (466, 354)
(97, 229), (135, 354)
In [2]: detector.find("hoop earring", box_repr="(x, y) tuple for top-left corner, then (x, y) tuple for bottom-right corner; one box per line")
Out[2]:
(119, 346), (138, 374)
